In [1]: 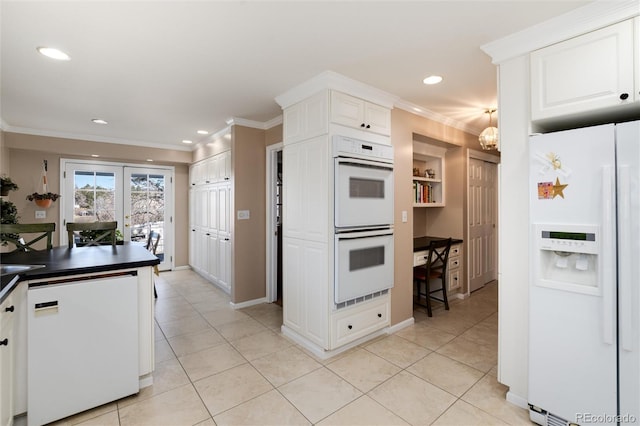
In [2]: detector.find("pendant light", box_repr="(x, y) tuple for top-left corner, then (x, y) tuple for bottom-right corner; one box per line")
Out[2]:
(479, 109), (498, 150)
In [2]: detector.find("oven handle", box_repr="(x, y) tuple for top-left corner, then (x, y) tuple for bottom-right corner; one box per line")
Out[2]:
(335, 229), (394, 240)
(336, 157), (393, 171)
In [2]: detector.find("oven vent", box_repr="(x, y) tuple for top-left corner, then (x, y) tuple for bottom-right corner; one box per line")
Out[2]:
(546, 412), (570, 426)
(335, 289), (388, 310)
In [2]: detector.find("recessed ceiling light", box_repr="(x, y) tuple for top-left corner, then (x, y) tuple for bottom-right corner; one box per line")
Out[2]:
(37, 46), (70, 61)
(423, 75), (443, 85)
(91, 154), (100, 158)
(197, 130), (209, 135)
(182, 140), (193, 144)
(146, 159), (153, 162)
(91, 118), (108, 125)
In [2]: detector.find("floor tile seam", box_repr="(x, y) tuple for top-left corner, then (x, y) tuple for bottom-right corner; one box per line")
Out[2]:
(359, 341), (433, 369)
(457, 371), (512, 424)
(400, 366), (465, 402)
(426, 394), (461, 426)
(269, 386), (316, 425)
(448, 333), (498, 352)
(431, 347), (496, 374)
(203, 381), (276, 421)
(385, 329), (450, 352)
(363, 388), (421, 426)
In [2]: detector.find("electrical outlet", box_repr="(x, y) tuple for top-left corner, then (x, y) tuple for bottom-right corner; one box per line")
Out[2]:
(35, 210), (46, 219)
(237, 210), (250, 220)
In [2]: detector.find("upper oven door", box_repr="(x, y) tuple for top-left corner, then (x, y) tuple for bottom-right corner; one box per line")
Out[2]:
(335, 157), (394, 229)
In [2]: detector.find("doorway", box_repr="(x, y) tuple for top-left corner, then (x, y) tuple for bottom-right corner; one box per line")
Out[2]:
(266, 143), (283, 304)
(467, 151), (499, 293)
(60, 159), (174, 270)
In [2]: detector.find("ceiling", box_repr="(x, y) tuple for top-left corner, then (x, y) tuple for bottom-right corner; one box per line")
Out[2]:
(1, 1), (590, 151)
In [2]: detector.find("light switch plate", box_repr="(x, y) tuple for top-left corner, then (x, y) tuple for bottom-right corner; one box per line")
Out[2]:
(402, 210), (408, 223)
(35, 210), (46, 219)
(237, 210), (250, 220)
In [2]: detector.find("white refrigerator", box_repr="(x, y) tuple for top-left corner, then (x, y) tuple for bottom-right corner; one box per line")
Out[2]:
(528, 120), (640, 426)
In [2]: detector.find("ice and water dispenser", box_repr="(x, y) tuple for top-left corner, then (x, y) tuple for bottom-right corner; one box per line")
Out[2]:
(533, 224), (599, 292)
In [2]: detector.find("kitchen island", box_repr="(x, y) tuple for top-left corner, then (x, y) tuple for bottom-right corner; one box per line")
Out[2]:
(0, 243), (159, 425)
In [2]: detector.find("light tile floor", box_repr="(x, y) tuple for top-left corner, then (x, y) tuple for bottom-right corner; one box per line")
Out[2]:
(39, 270), (531, 426)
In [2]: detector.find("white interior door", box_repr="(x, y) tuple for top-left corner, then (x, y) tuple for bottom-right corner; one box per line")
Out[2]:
(468, 157), (498, 292)
(124, 167), (173, 271)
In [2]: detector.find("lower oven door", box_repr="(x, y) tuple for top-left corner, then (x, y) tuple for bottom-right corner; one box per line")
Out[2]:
(335, 229), (394, 304)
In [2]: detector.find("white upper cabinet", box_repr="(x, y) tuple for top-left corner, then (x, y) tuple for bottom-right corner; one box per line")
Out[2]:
(330, 91), (391, 136)
(531, 18), (636, 121)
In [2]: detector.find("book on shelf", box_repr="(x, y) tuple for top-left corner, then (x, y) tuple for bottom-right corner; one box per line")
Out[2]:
(413, 181), (434, 204)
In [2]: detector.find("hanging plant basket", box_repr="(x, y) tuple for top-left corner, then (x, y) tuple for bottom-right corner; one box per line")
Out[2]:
(34, 199), (53, 208)
(26, 192), (60, 208)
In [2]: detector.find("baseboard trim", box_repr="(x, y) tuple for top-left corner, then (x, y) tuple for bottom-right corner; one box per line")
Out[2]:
(139, 373), (153, 389)
(171, 265), (191, 271)
(230, 297), (268, 309)
(506, 390), (528, 409)
(387, 317), (414, 334)
(281, 325), (388, 360)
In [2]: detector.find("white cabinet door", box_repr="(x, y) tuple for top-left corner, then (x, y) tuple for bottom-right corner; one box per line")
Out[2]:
(531, 19), (635, 121)
(207, 232), (219, 282)
(282, 237), (328, 348)
(364, 101), (391, 136)
(218, 151), (231, 182)
(330, 91), (391, 136)
(331, 91), (365, 129)
(0, 295), (14, 426)
(217, 236), (232, 293)
(283, 136), (329, 242)
(207, 186), (218, 231)
(205, 156), (218, 183)
(194, 186), (208, 229)
(218, 183), (231, 237)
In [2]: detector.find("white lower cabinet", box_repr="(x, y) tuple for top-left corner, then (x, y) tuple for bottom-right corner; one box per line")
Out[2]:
(0, 294), (15, 426)
(330, 296), (389, 349)
(282, 237), (329, 348)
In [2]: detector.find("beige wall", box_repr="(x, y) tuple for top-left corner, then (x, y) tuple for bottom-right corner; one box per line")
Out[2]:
(0, 130), (8, 176)
(2, 132), (191, 266)
(390, 108), (499, 325)
(265, 123), (283, 146)
(231, 125), (268, 303)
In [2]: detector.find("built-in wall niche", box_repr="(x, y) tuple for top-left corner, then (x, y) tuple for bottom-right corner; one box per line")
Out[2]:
(412, 141), (447, 207)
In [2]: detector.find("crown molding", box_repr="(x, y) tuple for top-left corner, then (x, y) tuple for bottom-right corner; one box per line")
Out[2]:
(394, 99), (482, 136)
(225, 115), (283, 130)
(4, 125), (193, 152)
(275, 70), (399, 110)
(482, 0), (640, 64)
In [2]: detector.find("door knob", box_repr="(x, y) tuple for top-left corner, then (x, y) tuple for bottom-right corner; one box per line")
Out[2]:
(620, 93), (629, 100)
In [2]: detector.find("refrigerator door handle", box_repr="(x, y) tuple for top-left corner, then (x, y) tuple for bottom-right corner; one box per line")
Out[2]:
(602, 165), (615, 346)
(618, 165), (633, 352)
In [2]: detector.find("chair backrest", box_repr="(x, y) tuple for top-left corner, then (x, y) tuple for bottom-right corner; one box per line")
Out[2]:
(145, 230), (161, 255)
(1, 223), (56, 253)
(426, 238), (452, 275)
(66, 221), (117, 248)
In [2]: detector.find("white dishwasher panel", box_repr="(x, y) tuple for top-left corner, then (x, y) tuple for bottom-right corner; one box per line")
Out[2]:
(27, 272), (139, 426)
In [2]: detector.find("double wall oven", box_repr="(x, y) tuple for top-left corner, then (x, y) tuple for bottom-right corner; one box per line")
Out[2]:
(333, 135), (394, 307)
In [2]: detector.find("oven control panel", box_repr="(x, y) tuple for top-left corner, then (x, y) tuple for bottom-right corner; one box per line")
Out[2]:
(333, 135), (393, 162)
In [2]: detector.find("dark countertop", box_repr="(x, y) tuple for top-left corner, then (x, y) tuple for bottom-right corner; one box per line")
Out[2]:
(414, 236), (464, 252)
(0, 243), (159, 304)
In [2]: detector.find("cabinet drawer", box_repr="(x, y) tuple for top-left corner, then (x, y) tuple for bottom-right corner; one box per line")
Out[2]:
(448, 269), (461, 291)
(448, 256), (460, 271)
(450, 244), (461, 257)
(413, 250), (428, 267)
(331, 298), (389, 349)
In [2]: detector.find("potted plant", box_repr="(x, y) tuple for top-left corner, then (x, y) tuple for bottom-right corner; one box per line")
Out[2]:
(0, 176), (18, 196)
(26, 192), (61, 208)
(1, 198), (20, 245)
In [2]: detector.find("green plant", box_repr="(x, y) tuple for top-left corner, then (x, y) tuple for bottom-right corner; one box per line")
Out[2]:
(0, 176), (19, 192)
(26, 192), (61, 202)
(0, 199), (20, 245)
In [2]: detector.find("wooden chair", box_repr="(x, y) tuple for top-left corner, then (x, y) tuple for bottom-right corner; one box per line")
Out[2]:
(145, 230), (161, 298)
(66, 221), (117, 248)
(1, 223), (56, 253)
(413, 238), (452, 317)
